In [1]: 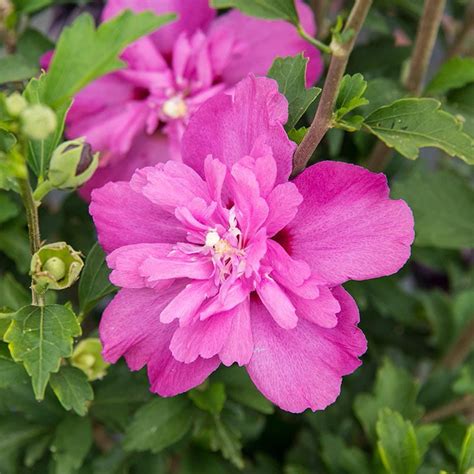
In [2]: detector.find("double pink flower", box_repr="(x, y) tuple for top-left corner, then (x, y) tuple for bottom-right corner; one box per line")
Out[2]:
(91, 76), (414, 413)
(64, 0), (323, 197)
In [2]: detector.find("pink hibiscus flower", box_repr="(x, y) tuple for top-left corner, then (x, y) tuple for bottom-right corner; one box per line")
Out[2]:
(66, 0), (323, 198)
(90, 76), (414, 413)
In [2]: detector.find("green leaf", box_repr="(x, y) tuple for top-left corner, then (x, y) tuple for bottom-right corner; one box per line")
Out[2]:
(0, 55), (38, 84)
(288, 126), (307, 144)
(43, 11), (176, 108)
(49, 366), (93, 416)
(0, 193), (19, 224)
(334, 73), (369, 120)
(267, 54), (321, 130)
(24, 434), (51, 468)
(0, 344), (27, 389)
(0, 221), (30, 273)
(392, 170), (474, 249)
(0, 273), (29, 313)
(363, 78), (405, 117)
(459, 425), (474, 473)
(17, 28), (54, 65)
(13, 0), (54, 14)
(4, 305), (81, 400)
(376, 409), (421, 474)
(0, 129), (17, 153)
(0, 416), (46, 453)
(211, 416), (244, 469)
(354, 358), (423, 441)
(210, 0), (299, 24)
(50, 415), (92, 474)
(363, 98), (474, 164)
(214, 366), (274, 414)
(189, 382), (226, 415)
(124, 396), (193, 453)
(426, 57), (474, 95)
(23, 74), (72, 179)
(78, 242), (116, 314)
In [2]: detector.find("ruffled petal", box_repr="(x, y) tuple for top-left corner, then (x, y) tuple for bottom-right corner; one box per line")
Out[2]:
(90, 181), (185, 253)
(209, 1), (323, 85)
(246, 286), (367, 413)
(182, 75), (295, 184)
(102, 0), (215, 55)
(287, 161), (414, 285)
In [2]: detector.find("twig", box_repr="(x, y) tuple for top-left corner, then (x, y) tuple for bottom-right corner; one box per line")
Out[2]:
(18, 177), (44, 306)
(292, 0), (373, 175)
(366, 0), (446, 172)
(422, 395), (474, 423)
(405, 0), (447, 95)
(440, 318), (474, 370)
(447, 2), (474, 58)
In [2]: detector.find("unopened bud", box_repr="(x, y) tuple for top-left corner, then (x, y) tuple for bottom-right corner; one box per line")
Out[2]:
(21, 104), (57, 140)
(5, 92), (27, 117)
(48, 138), (98, 189)
(71, 338), (109, 381)
(31, 242), (83, 292)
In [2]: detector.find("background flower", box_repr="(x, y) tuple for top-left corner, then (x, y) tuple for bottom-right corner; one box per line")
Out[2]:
(63, 0), (323, 198)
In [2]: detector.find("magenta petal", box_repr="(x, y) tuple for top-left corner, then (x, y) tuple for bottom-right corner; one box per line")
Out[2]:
(90, 182), (185, 253)
(210, 1), (323, 85)
(265, 182), (303, 236)
(256, 277), (298, 329)
(99, 286), (181, 369)
(246, 286), (367, 413)
(80, 132), (173, 201)
(141, 255), (214, 281)
(148, 352), (220, 397)
(291, 286), (341, 329)
(170, 310), (234, 363)
(219, 299), (253, 366)
(182, 75), (295, 184)
(288, 161), (415, 285)
(102, 0), (215, 55)
(108, 243), (174, 288)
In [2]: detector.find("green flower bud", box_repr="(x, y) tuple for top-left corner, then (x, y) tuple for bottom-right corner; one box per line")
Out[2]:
(31, 242), (83, 292)
(71, 338), (109, 381)
(48, 138), (99, 189)
(20, 104), (57, 140)
(5, 92), (27, 117)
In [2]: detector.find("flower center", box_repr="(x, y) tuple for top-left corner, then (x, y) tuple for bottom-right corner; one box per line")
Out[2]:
(162, 96), (187, 119)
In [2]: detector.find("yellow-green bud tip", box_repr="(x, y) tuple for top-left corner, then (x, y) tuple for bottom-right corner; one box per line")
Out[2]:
(43, 257), (66, 281)
(21, 104), (57, 140)
(5, 92), (28, 117)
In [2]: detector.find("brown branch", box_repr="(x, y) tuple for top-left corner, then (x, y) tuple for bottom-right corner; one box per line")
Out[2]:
(292, 0), (373, 176)
(440, 317), (474, 370)
(405, 0), (447, 95)
(422, 395), (474, 423)
(312, 0), (330, 40)
(447, 2), (474, 58)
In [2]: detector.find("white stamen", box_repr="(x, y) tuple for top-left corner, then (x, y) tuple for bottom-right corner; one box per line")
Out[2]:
(162, 96), (187, 119)
(205, 230), (220, 248)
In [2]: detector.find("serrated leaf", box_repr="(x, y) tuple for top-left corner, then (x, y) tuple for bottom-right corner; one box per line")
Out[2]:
(49, 366), (93, 416)
(376, 409), (420, 474)
(354, 358), (423, 441)
(268, 54), (321, 130)
(124, 397), (193, 453)
(363, 98), (474, 164)
(211, 416), (244, 469)
(50, 415), (92, 474)
(189, 382), (226, 415)
(4, 305), (81, 400)
(392, 170), (474, 249)
(334, 73), (369, 119)
(24, 75), (71, 179)
(210, 0), (299, 24)
(426, 57), (474, 95)
(78, 242), (116, 314)
(459, 425), (474, 473)
(0, 344), (27, 388)
(288, 126), (307, 144)
(43, 11), (176, 108)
